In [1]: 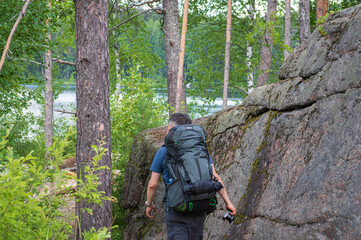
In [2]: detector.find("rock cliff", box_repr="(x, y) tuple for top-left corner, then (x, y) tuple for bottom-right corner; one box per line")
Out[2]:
(120, 5), (361, 240)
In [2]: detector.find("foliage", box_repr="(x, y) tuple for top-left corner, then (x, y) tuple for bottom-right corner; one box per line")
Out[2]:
(110, 66), (168, 238)
(0, 0), (65, 116)
(75, 138), (111, 215)
(110, 66), (168, 170)
(0, 130), (113, 239)
(108, 4), (164, 93)
(185, 0), (287, 104)
(82, 227), (111, 240)
(0, 135), (72, 239)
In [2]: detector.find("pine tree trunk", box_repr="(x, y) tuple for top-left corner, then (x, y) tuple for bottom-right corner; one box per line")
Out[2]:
(299, 0), (310, 45)
(247, 0), (255, 93)
(222, 0), (232, 109)
(163, 0), (187, 114)
(74, 0), (112, 238)
(316, 0), (329, 21)
(175, 0), (189, 113)
(284, 0), (291, 60)
(256, 0), (277, 87)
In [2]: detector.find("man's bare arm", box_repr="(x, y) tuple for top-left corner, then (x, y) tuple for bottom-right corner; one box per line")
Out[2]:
(211, 164), (236, 215)
(146, 172), (161, 218)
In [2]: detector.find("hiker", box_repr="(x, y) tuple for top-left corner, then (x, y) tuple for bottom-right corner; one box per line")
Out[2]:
(145, 113), (236, 239)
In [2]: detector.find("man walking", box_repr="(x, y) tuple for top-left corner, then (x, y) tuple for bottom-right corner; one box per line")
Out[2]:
(145, 113), (236, 239)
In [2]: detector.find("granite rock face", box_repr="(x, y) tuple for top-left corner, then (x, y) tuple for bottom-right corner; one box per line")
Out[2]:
(121, 5), (361, 240)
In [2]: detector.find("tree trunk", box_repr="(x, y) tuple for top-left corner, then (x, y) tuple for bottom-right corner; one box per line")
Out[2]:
(44, 1), (53, 158)
(163, 0), (187, 114)
(222, 0), (232, 109)
(175, 0), (189, 113)
(299, 0), (310, 45)
(74, 0), (112, 238)
(114, 42), (122, 97)
(256, 0), (277, 87)
(316, 0), (329, 21)
(112, 2), (122, 97)
(246, 0), (255, 93)
(163, 0), (179, 113)
(284, 0), (291, 60)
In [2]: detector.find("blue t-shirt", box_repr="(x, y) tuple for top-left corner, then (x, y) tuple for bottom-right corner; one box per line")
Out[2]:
(150, 146), (213, 186)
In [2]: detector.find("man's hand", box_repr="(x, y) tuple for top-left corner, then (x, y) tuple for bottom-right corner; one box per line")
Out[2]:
(226, 203), (236, 216)
(146, 205), (157, 218)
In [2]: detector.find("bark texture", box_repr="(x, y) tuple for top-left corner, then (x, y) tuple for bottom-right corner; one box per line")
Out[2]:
(44, 36), (53, 153)
(317, 0), (329, 21)
(299, 0), (310, 45)
(284, 0), (291, 60)
(120, 5), (361, 239)
(222, 0), (232, 109)
(44, 1), (53, 156)
(74, 0), (112, 237)
(163, 0), (187, 114)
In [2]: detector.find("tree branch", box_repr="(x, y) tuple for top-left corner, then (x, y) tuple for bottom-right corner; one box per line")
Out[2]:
(54, 109), (76, 115)
(9, 57), (43, 65)
(109, 8), (163, 32)
(0, 0), (32, 74)
(233, 85), (249, 95)
(52, 58), (76, 67)
(133, 0), (161, 7)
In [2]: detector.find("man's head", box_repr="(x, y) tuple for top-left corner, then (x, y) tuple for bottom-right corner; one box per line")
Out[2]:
(168, 113), (192, 131)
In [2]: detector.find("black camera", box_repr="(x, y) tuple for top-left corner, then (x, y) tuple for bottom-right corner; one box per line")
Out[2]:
(222, 211), (235, 223)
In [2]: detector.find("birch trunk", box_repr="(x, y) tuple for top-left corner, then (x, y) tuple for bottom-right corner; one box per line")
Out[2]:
(112, 2), (122, 97)
(299, 0), (310, 45)
(247, 0), (255, 93)
(284, 0), (291, 60)
(256, 0), (277, 87)
(114, 43), (121, 97)
(222, 0), (232, 109)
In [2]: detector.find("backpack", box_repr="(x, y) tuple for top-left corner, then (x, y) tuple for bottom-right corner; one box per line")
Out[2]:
(164, 124), (223, 214)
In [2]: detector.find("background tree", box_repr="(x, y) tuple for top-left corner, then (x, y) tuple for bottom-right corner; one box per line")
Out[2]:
(175, 0), (190, 113)
(316, 0), (328, 21)
(256, 0), (277, 87)
(74, 0), (112, 237)
(0, 0), (65, 157)
(44, 1), (53, 158)
(246, 0), (255, 93)
(284, 0), (291, 60)
(299, 0), (310, 45)
(163, 0), (184, 113)
(222, 0), (232, 109)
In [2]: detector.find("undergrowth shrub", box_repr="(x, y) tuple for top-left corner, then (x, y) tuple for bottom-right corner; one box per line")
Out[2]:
(0, 129), (112, 239)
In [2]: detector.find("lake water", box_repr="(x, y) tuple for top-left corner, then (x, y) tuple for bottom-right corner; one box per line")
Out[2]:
(28, 87), (241, 121)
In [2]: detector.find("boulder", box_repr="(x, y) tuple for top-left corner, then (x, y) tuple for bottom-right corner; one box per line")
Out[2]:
(121, 4), (361, 239)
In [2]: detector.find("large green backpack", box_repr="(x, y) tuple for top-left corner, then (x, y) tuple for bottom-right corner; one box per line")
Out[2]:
(164, 124), (223, 214)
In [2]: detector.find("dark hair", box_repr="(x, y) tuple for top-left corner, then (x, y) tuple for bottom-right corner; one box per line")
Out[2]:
(169, 113), (192, 125)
